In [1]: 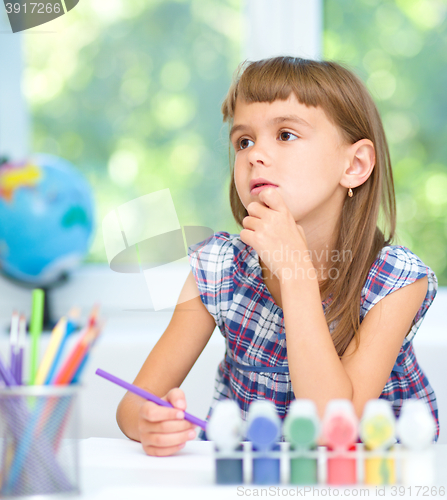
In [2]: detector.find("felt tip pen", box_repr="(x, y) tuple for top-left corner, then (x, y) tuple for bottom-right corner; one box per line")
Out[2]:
(95, 368), (207, 430)
(29, 288), (45, 385)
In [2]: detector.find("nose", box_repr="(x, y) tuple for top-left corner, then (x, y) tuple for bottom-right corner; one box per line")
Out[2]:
(247, 141), (271, 167)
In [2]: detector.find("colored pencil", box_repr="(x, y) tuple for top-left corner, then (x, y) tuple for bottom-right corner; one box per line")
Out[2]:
(60, 306), (99, 385)
(29, 289), (45, 385)
(95, 368), (207, 430)
(34, 317), (67, 385)
(9, 311), (19, 379)
(0, 304), (102, 497)
(71, 328), (101, 384)
(0, 352), (17, 386)
(53, 325), (99, 385)
(45, 309), (80, 385)
(16, 314), (26, 385)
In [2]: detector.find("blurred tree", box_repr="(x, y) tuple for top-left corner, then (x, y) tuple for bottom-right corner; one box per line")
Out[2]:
(324, 0), (447, 284)
(24, 0), (241, 262)
(25, 0), (447, 284)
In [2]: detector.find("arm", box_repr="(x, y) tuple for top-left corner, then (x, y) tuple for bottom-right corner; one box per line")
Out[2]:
(239, 187), (428, 419)
(281, 274), (428, 419)
(116, 270), (216, 455)
(340, 275), (428, 416)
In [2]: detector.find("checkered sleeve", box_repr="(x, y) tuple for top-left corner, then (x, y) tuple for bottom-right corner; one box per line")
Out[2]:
(188, 231), (234, 330)
(361, 245), (438, 342)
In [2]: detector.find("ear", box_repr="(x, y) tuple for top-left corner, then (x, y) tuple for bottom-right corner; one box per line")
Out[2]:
(341, 139), (375, 190)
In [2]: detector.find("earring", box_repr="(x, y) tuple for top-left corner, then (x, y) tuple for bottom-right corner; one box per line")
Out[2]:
(348, 185), (353, 198)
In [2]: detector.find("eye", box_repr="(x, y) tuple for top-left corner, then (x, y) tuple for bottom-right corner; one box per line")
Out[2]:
(237, 138), (254, 150)
(279, 131), (298, 141)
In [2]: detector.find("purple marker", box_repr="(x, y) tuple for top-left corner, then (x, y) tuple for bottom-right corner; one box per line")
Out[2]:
(9, 312), (19, 380)
(95, 368), (207, 430)
(0, 353), (17, 386)
(16, 315), (26, 385)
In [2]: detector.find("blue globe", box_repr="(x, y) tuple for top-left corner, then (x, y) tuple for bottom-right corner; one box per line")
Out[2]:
(0, 154), (95, 286)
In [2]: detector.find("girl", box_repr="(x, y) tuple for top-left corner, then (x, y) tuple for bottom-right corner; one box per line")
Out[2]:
(116, 56), (439, 456)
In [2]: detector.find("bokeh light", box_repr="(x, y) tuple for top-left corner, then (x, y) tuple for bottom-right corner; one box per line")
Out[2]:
(325, 0), (447, 284)
(24, 0), (241, 262)
(22, 0), (447, 284)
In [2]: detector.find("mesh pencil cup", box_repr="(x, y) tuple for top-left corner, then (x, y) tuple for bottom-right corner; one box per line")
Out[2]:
(0, 385), (80, 498)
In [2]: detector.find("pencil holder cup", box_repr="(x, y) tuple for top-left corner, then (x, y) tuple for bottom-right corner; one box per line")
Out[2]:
(0, 385), (80, 498)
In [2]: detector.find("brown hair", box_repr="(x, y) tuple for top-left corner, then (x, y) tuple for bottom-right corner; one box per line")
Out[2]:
(222, 56), (396, 357)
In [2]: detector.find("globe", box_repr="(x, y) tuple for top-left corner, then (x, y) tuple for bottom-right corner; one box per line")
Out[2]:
(0, 154), (95, 287)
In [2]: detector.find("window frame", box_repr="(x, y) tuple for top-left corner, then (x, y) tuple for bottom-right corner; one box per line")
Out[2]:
(0, 10), (30, 160)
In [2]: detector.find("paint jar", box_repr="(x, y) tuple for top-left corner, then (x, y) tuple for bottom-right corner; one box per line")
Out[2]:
(207, 400), (244, 485)
(246, 400), (281, 485)
(284, 399), (320, 485)
(396, 399), (437, 485)
(322, 399), (359, 485)
(0, 385), (80, 498)
(360, 399), (397, 485)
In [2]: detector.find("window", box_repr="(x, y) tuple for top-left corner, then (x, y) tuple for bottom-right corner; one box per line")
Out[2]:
(2, 0), (446, 284)
(20, 0), (243, 263)
(324, 0), (447, 282)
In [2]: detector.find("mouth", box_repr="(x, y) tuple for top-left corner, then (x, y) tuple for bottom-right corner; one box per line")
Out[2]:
(250, 178), (279, 194)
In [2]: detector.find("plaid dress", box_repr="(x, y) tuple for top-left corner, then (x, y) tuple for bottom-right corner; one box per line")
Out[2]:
(188, 231), (439, 441)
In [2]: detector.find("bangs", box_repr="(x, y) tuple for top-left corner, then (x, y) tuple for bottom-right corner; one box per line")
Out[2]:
(222, 57), (330, 122)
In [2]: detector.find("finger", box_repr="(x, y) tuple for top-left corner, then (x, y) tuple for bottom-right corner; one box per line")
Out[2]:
(165, 388), (187, 410)
(258, 187), (286, 212)
(142, 427), (196, 457)
(140, 401), (185, 423)
(240, 228), (255, 248)
(246, 201), (269, 218)
(143, 442), (187, 457)
(148, 428), (198, 447)
(142, 428), (198, 454)
(242, 215), (262, 231)
(140, 417), (195, 435)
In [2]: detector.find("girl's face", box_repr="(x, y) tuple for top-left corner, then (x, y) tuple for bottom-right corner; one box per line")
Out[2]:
(231, 94), (352, 228)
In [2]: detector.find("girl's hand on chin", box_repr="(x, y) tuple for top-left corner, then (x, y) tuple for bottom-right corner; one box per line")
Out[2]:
(240, 187), (317, 282)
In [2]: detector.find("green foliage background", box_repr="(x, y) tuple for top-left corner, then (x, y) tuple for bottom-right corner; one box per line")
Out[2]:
(324, 0), (447, 284)
(24, 0), (447, 283)
(24, 0), (241, 263)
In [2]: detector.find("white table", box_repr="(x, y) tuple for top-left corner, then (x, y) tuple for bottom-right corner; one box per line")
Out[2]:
(79, 438), (447, 500)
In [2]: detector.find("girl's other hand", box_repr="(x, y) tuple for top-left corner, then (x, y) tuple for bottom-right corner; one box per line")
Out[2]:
(138, 388), (197, 457)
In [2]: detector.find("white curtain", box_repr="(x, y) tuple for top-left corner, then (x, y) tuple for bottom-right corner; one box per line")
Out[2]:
(0, 10), (30, 160)
(242, 0), (322, 62)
